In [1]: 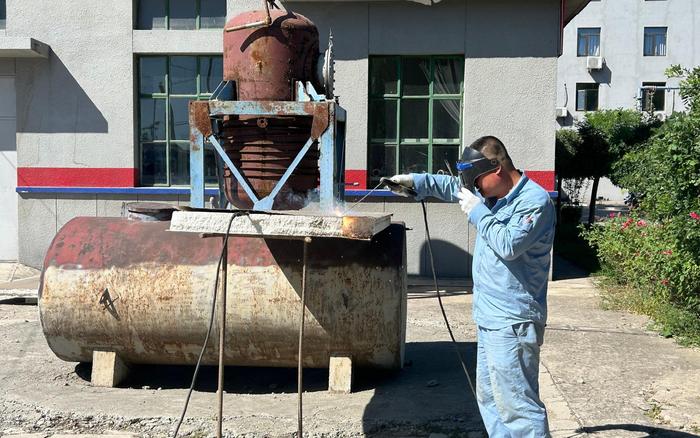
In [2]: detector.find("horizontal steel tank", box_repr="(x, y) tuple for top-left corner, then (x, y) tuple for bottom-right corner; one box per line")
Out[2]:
(39, 216), (407, 369)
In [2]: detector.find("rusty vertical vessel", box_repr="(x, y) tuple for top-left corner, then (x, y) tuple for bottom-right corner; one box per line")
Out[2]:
(219, 9), (324, 210)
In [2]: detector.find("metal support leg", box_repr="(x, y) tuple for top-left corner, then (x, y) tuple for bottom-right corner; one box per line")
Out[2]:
(190, 131), (206, 209)
(217, 240), (228, 438)
(298, 236), (311, 438)
(319, 107), (336, 212)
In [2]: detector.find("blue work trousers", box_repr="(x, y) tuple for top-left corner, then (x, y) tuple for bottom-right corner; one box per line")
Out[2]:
(476, 322), (550, 438)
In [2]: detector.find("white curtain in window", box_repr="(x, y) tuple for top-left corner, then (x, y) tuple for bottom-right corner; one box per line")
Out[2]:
(589, 35), (600, 56)
(657, 37), (666, 56)
(425, 61), (461, 125)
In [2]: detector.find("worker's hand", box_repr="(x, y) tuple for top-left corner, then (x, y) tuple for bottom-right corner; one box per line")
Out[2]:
(456, 187), (481, 216)
(389, 174), (414, 188)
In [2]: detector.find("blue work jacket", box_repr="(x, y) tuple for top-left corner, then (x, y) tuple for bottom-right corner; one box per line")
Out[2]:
(412, 172), (556, 329)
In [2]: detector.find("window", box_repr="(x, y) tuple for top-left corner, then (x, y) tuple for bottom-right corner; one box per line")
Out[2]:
(136, 0), (226, 30)
(0, 0), (6, 29)
(576, 83), (599, 111)
(138, 55), (222, 186)
(641, 82), (665, 112)
(577, 28), (600, 57)
(368, 56), (464, 186)
(644, 27), (667, 56)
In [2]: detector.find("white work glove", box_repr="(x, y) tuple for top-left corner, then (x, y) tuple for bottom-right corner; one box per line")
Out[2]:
(384, 174), (415, 197)
(389, 174), (414, 188)
(456, 187), (481, 216)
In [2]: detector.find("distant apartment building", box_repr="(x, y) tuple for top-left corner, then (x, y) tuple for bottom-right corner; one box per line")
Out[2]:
(557, 0), (700, 123)
(556, 0), (700, 201)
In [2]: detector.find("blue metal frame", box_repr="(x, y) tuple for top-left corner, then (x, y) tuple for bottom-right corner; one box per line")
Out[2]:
(190, 81), (346, 211)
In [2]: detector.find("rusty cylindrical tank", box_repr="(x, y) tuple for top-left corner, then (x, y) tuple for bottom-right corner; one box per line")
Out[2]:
(219, 9), (323, 210)
(223, 9), (320, 101)
(39, 217), (407, 369)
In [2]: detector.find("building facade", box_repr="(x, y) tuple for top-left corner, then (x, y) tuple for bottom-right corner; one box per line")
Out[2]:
(1, 0), (585, 275)
(558, 0), (700, 122)
(557, 0), (700, 201)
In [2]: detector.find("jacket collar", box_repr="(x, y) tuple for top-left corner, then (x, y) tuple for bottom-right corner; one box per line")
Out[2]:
(489, 171), (528, 211)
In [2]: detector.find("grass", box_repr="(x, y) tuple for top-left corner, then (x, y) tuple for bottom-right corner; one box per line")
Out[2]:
(596, 278), (700, 348)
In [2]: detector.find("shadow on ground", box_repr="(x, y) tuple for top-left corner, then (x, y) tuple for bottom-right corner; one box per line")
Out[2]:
(552, 254), (591, 281)
(74, 341), (487, 436)
(580, 424), (700, 437)
(362, 341), (486, 437)
(75, 362), (332, 394)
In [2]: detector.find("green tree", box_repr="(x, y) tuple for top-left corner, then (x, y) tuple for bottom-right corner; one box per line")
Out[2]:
(576, 110), (660, 225)
(666, 64), (700, 114)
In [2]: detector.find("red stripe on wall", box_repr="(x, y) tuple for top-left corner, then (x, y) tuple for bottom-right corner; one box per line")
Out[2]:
(17, 167), (554, 192)
(17, 168), (138, 187)
(345, 169), (367, 190)
(525, 170), (555, 192)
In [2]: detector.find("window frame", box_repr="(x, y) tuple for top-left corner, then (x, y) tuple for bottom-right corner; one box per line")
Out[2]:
(135, 0), (226, 30)
(641, 81), (666, 112)
(137, 55), (222, 187)
(367, 55), (464, 186)
(643, 26), (667, 56)
(577, 27), (601, 57)
(0, 0), (6, 29)
(575, 83), (599, 112)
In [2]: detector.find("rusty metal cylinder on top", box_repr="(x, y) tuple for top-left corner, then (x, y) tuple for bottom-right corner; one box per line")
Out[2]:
(39, 217), (407, 369)
(219, 9), (324, 210)
(223, 9), (320, 101)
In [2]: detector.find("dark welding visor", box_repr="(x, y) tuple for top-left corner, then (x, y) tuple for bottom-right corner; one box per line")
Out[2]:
(456, 148), (500, 193)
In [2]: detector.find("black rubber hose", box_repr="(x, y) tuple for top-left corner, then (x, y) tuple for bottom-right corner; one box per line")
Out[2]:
(420, 200), (477, 399)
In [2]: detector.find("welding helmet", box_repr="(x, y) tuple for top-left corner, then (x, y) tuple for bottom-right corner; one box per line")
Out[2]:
(456, 147), (500, 193)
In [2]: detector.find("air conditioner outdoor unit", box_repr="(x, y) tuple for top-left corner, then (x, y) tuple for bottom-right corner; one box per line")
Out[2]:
(586, 56), (603, 70)
(556, 107), (568, 118)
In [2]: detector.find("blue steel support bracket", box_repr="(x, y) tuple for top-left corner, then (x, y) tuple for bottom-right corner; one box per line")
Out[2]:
(203, 96), (347, 211)
(254, 136), (315, 211)
(318, 104), (337, 211)
(207, 135), (260, 205)
(189, 127), (206, 208)
(296, 81), (311, 102)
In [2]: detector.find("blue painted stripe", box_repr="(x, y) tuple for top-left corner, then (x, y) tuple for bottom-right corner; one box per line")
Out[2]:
(345, 189), (396, 197)
(16, 186), (220, 196)
(346, 189), (559, 198)
(17, 186), (559, 199)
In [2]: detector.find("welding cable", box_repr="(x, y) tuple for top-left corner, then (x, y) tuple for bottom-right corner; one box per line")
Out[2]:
(420, 200), (478, 400)
(344, 181), (385, 212)
(173, 212), (241, 438)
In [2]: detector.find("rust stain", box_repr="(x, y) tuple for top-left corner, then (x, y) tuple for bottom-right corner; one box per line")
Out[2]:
(189, 101), (212, 139)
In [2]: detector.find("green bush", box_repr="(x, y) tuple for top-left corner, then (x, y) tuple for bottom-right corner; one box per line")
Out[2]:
(584, 213), (700, 346)
(582, 65), (700, 346)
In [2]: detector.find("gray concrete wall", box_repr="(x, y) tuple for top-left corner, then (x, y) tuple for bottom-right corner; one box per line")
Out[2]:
(8, 0), (135, 169)
(0, 59), (17, 260)
(557, 0), (700, 121)
(14, 0), (560, 275)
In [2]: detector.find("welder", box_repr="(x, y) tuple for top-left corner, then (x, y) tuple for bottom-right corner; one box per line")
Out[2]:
(387, 136), (556, 438)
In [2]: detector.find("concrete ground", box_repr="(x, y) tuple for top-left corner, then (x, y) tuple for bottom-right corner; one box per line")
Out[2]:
(1, 261), (699, 438)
